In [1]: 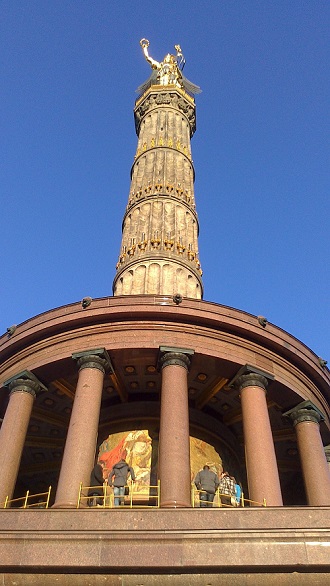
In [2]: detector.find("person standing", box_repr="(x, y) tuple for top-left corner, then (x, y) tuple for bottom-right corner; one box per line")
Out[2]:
(194, 464), (219, 507)
(219, 471), (236, 506)
(88, 460), (106, 506)
(235, 482), (242, 506)
(108, 458), (136, 506)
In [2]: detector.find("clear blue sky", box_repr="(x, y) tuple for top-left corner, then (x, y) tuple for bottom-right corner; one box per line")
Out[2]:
(1, 1), (329, 363)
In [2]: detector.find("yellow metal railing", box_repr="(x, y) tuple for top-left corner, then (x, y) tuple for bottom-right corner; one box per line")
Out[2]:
(191, 485), (266, 508)
(0, 487), (52, 509)
(77, 480), (161, 509)
(77, 481), (110, 509)
(0, 484), (266, 510)
(240, 493), (267, 507)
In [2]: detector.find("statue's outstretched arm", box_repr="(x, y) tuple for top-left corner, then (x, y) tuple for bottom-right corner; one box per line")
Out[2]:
(140, 39), (160, 70)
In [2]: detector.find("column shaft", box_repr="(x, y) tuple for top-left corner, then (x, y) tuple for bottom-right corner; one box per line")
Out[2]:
(0, 390), (35, 504)
(54, 358), (105, 507)
(295, 420), (330, 505)
(239, 375), (283, 506)
(159, 353), (191, 507)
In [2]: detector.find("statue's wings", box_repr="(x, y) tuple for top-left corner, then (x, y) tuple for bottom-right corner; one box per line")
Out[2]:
(181, 73), (202, 95)
(136, 72), (159, 97)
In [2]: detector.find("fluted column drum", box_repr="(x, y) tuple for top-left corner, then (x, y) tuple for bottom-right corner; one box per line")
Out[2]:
(113, 85), (203, 299)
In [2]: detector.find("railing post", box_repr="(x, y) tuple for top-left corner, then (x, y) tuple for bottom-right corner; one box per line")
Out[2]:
(77, 482), (83, 509)
(46, 487), (51, 508)
(23, 491), (29, 509)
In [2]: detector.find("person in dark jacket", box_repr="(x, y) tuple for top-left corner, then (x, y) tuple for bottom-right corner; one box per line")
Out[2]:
(194, 464), (219, 507)
(108, 459), (136, 506)
(88, 460), (106, 506)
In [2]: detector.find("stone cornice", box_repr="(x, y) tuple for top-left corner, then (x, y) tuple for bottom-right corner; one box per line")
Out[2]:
(0, 298), (329, 413)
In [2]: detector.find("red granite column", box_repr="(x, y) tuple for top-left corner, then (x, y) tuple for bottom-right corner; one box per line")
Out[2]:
(53, 350), (110, 508)
(159, 350), (192, 508)
(237, 373), (283, 506)
(0, 375), (41, 506)
(286, 403), (330, 505)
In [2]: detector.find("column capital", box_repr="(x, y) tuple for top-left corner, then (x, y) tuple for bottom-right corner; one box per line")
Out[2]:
(159, 346), (194, 371)
(283, 400), (325, 427)
(228, 364), (274, 392)
(134, 88), (196, 137)
(235, 372), (269, 392)
(72, 348), (113, 374)
(3, 370), (47, 399)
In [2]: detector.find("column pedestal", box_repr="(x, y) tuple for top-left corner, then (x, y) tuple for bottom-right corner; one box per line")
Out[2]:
(159, 349), (193, 508)
(53, 350), (111, 508)
(237, 373), (283, 506)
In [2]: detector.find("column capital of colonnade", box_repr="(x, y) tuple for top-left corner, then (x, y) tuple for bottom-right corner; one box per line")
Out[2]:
(235, 372), (269, 392)
(283, 400), (325, 427)
(72, 348), (113, 374)
(228, 364), (275, 394)
(159, 346), (194, 371)
(3, 370), (47, 399)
